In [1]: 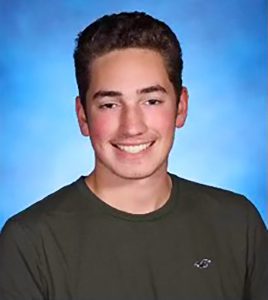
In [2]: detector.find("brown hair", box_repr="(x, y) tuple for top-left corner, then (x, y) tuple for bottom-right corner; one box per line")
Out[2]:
(74, 11), (183, 108)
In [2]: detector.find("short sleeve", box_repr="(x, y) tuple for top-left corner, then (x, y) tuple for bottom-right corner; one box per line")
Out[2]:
(0, 219), (45, 300)
(244, 200), (268, 300)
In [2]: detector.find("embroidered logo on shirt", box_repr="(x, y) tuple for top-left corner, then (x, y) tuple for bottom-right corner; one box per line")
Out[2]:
(194, 258), (212, 269)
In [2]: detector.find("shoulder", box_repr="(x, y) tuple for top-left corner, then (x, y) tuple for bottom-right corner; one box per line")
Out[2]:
(1, 177), (86, 234)
(170, 173), (266, 229)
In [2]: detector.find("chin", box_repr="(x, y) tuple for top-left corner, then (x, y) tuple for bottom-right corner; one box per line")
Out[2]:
(109, 163), (167, 181)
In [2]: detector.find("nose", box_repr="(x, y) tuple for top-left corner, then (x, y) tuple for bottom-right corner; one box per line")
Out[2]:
(119, 105), (147, 137)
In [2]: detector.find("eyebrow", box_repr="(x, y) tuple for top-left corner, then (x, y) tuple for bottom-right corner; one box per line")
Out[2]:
(137, 84), (167, 95)
(92, 84), (167, 100)
(92, 90), (122, 100)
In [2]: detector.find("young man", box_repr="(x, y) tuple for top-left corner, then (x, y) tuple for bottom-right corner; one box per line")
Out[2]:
(0, 12), (267, 300)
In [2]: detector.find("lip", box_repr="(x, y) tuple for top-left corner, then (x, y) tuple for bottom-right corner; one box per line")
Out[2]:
(112, 141), (155, 154)
(112, 140), (154, 146)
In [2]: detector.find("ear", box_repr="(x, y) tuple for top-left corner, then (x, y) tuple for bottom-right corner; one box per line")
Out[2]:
(75, 96), (90, 136)
(175, 86), (188, 128)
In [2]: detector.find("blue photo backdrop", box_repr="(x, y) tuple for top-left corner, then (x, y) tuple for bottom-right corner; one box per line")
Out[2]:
(1, 0), (267, 228)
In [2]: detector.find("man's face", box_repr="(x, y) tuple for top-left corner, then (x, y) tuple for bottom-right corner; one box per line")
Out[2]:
(76, 48), (188, 180)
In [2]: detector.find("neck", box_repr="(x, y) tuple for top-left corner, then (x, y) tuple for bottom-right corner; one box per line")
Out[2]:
(85, 168), (172, 214)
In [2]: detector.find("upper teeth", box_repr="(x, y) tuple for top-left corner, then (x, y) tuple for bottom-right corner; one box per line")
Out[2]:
(117, 143), (151, 154)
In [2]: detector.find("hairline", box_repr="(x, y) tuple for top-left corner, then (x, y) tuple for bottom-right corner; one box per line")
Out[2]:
(82, 46), (181, 109)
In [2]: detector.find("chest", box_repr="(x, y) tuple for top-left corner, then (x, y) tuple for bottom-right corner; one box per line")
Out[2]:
(39, 217), (246, 300)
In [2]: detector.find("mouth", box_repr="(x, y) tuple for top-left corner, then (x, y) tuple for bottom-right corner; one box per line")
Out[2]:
(113, 142), (154, 154)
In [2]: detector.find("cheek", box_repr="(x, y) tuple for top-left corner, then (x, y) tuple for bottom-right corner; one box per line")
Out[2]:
(148, 109), (176, 134)
(88, 114), (118, 141)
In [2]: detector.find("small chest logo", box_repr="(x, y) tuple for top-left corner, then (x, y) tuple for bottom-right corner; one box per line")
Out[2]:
(194, 258), (212, 269)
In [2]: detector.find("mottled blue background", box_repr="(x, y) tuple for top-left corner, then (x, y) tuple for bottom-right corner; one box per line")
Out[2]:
(1, 0), (267, 228)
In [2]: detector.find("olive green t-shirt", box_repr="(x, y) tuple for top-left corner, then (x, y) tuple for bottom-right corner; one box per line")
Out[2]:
(0, 174), (267, 300)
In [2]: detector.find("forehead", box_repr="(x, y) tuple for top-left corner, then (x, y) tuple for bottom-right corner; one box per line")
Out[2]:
(88, 48), (173, 97)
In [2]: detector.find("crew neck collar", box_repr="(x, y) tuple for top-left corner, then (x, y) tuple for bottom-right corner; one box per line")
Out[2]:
(76, 173), (179, 222)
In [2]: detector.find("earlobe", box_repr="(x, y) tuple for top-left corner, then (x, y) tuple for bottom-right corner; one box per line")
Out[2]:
(75, 96), (90, 136)
(176, 86), (188, 128)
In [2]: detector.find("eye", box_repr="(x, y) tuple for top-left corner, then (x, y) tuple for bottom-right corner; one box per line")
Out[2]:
(145, 99), (162, 105)
(99, 103), (118, 109)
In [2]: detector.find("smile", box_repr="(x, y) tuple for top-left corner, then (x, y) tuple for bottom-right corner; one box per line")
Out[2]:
(115, 142), (153, 154)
